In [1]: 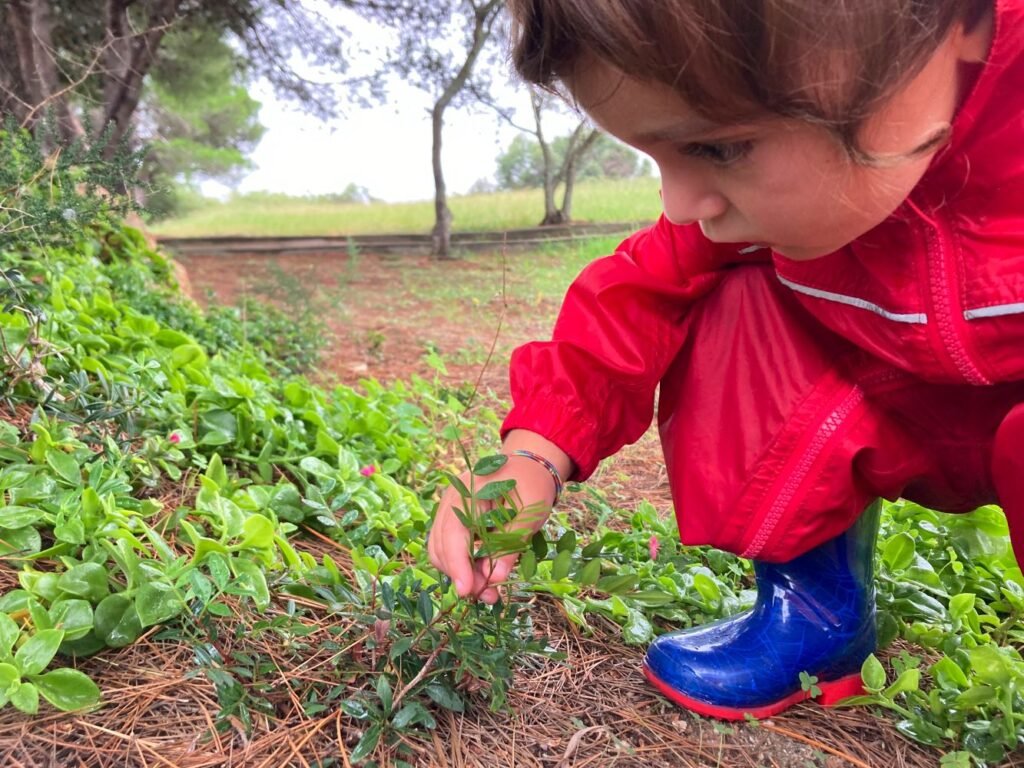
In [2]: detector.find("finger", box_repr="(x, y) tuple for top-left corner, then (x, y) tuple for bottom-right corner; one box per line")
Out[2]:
(478, 585), (502, 604)
(485, 553), (518, 587)
(430, 501), (477, 598)
(471, 562), (492, 602)
(472, 554), (518, 604)
(473, 560), (501, 604)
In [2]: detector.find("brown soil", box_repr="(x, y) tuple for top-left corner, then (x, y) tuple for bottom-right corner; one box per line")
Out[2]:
(4, 248), (1020, 767)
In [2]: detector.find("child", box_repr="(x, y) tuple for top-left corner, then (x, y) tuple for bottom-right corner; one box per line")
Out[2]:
(429, 0), (1024, 720)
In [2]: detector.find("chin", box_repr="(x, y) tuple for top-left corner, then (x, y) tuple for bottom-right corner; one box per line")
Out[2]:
(772, 244), (837, 261)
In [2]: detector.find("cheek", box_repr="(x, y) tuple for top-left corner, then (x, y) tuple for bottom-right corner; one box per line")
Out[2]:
(836, 161), (931, 225)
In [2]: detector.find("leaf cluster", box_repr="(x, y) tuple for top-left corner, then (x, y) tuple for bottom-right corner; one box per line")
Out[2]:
(0, 120), (142, 254)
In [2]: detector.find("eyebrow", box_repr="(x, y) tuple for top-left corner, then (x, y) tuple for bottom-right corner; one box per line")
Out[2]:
(630, 119), (734, 146)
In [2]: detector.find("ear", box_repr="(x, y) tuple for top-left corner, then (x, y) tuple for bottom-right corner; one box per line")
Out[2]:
(955, 2), (995, 64)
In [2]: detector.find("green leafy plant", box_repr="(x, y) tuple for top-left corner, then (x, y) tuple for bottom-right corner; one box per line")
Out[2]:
(0, 617), (100, 713)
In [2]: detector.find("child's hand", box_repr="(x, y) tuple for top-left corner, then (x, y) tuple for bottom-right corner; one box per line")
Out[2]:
(428, 433), (573, 604)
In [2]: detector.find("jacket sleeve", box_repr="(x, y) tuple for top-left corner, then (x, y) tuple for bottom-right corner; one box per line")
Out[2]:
(501, 216), (736, 481)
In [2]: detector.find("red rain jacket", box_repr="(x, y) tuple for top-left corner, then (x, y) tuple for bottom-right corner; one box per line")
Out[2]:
(502, 0), (1024, 543)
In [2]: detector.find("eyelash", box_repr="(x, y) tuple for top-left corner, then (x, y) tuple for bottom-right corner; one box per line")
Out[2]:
(680, 140), (754, 165)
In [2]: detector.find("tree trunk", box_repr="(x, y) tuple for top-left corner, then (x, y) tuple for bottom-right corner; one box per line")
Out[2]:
(427, 0), (502, 258)
(7, 0), (84, 144)
(529, 88), (560, 225)
(98, 0), (179, 159)
(102, 0), (132, 114)
(0, 65), (26, 124)
(557, 127), (599, 223)
(7, 0), (44, 115)
(430, 103), (453, 258)
(31, 0), (85, 142)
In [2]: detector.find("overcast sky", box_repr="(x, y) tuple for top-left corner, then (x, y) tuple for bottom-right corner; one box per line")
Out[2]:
(207, 78), (562, 203)
(203, 7), (584, 204)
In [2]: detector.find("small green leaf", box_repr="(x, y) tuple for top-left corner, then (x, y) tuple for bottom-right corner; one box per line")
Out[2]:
(955, 685), (997, 707)
(0, 662), (20, 691)
(596, 574), (639, 594)
(339, 698), (370, 719)
(57, 563), (110, 603)
(93, 595), (142, 648)
(517, 550), (537, 581)
(861, 654), (886, 693)
(33, 668), (101, 711)
(444, 472), (471, 499)
(623, 609), (653, 645)
(0, 614), (20, 658)
(205, 453), (229, 490)
(577, 558), (601, 586)
(26, 598), (52, 631)
(882, 533), (916, 572)
(53, 514), (85, 545)
(0, 526), (42, 556)
(0, 506), (44, 529)
(799, 671), (821, 697)
(550, 550), (572, 581)
(375, 675), (393, 715)
(692, 573), (722, 608)
(134, 583), (183, 627)
(882, 668), (920, 698)
(206, 552), (231, 590)
(472, 455), (508, 476)
(236, 515), (275, 551)
(15, 629), (65, 676)
(349, 723), (381, 763)
(581, 540), (604, 558)
(475, 479), (516, 501)
(416, 591), (434, 624)
(424, 682), (464, 712)
(930, 656), (969, 690)
(10, 681), (39, 714)
(556, 530), (577, 554)
(630, 590), (676, 607)
(170, 343), (204, 369)
(388, 637), (414, 660)
(947, 593), (976, 621)
(967, 645), (1011, 687)
(48, 600), (94, 641)
(530, 532), (548, 560)
(46, 451), (81, 487)
(228, 558), (270, 610)
(391, 701), (436, 730)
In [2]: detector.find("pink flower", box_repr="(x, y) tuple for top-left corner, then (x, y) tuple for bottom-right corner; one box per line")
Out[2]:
(168, 432), (181, 444)
(360, 465), (376, 477)
(648, 535), (660, 561)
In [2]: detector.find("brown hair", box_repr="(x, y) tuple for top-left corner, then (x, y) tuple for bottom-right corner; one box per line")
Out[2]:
(508, 0), (986, 161)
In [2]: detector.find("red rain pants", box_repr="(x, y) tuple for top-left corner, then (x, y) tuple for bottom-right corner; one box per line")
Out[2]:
(658, 264), (1024, 565)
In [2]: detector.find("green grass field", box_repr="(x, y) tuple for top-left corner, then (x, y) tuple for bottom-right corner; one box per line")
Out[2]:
(152, 177), (662, 237)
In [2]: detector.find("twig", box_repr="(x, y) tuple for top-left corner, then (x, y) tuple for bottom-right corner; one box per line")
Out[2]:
(390, 633), (452, 712)
(336, 709), (353, 768)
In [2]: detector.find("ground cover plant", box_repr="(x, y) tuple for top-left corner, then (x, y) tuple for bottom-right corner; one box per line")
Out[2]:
(150, 177), (662, 238)
(1, 133), (1023, 766)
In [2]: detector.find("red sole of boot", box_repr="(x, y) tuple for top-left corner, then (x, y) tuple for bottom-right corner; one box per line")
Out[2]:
(642, 661), (866, 721)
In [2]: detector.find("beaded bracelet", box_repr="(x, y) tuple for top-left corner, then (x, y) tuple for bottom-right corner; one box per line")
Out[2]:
(508, 449), (565, 506)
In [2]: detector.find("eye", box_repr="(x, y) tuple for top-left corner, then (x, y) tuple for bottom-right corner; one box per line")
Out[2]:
(680, 140), (754, 166)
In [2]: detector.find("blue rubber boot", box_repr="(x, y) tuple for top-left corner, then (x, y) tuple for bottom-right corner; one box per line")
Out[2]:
(643, 500), (881, 720)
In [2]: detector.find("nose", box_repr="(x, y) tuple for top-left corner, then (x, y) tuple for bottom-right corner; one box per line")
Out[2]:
(659, 172), (729, 226)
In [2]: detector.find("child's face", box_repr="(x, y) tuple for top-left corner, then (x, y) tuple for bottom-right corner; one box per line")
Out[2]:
(568, 18), (987, 261)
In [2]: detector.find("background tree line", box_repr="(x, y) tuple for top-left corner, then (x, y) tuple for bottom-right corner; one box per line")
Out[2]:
(1, 0), (651, 256)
